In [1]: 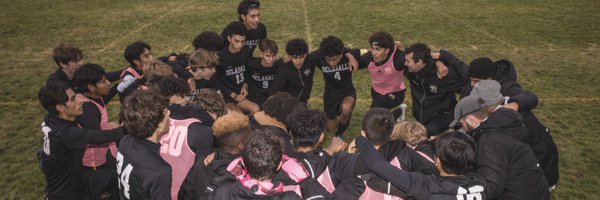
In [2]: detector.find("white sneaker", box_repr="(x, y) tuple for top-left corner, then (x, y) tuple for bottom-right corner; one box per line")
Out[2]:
(397, 103), (407, 122)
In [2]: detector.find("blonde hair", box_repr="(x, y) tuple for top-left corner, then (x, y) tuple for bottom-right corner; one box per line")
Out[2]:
(392, 120), (427, 147)
(188, 48), (218, 70)
(212, 112), (250, 138)
(143, 60), (174, 81)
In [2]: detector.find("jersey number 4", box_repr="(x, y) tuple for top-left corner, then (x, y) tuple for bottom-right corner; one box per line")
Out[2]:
(334, 72), (341, 80)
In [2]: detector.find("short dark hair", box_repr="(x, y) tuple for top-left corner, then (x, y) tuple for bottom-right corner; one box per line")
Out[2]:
(434, 131), (477, 175)
(243, 129), (282, 180)
(120, 91), (169, 140)
(288, 109), (326, 147)
(75, 63), (106, 93)
(368, 31), (394, 50)
(405, 43), (431, 64)
(53, 42), (82, 67)
(237, 0), (260, 21)
(286, 39), (309, 56)
(319, 36), (345, 57)
(124, 41), (151, 68)
(225, 21), (248, 37)
(362, 108), (395, 146)
(259, 38), (278, 54)
(262, 92), (298, 122)
(150, 76), (190, 98)
(38, 81), (71, 115)
(192, 31), (224, 51)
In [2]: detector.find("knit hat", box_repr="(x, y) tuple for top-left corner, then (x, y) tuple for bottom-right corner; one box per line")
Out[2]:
(469, 57), (497, 79)
(470, 80), (504, 107)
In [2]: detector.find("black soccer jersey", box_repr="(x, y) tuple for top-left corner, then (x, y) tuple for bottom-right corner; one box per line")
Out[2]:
(217, 47), (253, 97)
(39, 115), (124, 200)
(245, 58), (280, 104)
(116, 135), (172, 200)
(272, 55), (317, 102)
(221, 22), (267, 54)
(312, 49), (360, 96)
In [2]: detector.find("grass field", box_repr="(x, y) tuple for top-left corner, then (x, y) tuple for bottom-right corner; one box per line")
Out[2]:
(1, 0), (599, 199)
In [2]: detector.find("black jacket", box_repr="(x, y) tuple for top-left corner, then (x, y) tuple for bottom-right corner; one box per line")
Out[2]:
(405, 59), (464, 124)
(39, 115), (124, 200)
(271, 57), (317, 102)
(469, 108), (549, 200)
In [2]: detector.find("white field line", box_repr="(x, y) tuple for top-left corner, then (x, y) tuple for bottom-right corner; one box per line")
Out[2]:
(302, 0), (313, 49)
(99, 2), (191, 53)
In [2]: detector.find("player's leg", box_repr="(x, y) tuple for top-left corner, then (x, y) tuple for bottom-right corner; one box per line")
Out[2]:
(371, 89), (406, 120)
(336, 95), (356, 138)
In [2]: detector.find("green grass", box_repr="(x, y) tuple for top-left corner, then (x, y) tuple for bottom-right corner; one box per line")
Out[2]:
(1, 0), (599, 199)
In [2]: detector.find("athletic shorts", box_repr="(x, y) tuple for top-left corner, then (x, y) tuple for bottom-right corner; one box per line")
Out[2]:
(323, 89), (356, 119)
(370, 88), (406, 109)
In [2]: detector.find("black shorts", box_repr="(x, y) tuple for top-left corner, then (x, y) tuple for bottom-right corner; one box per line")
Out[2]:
(323, 89), (356, 119)
(370, 88), (406, 109)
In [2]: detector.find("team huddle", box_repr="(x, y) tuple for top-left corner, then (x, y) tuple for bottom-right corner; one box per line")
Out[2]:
(37, 0), (560, 200)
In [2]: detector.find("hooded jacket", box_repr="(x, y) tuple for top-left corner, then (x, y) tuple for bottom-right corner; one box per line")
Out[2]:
(469, 108), (550, 200)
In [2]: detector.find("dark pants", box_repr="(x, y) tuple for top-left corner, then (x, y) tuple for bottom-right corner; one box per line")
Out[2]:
(423, 112), (453, 137)
(82, 166), (119, 200)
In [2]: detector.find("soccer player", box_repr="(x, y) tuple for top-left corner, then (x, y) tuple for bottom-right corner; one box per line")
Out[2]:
(312, 36), (359, 138)
(392, 120), (434, 160)
(187, 48), (222, 95)
(46, 42), (84, 89)
(249, 92), (299, 153)
(118, 41), (154, 101)
(272, 39), (316, 102)
(74, 63), (120, 200)
(450, 86), (550, 199)
(404, 43), (466, 137)
(150, 76), (214, 199)
(355, 131), (486, 199)
(358, 31), (408, 121)
(38, 81), (124, 200)
(245, 38), (281, 105)
(221, 0), (266, 54)
(217, 21), (260, 114)
(190, 88), (228, 124)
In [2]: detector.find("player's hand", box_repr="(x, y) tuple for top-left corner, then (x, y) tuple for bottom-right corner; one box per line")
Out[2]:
(504, 102), (520, 111)
(108, 122), (120, 129)
(187, 78), (196, 92)
(345, 52), (359, 72)
(325, 137), (348, 155)
(282, 55), (291, 63)
(395, 41), (403, 50)
(431, 52), (441, 60)
(435, 61), (448, 79)
(204, 152), (216, 166)
(240, 85), (249, 97)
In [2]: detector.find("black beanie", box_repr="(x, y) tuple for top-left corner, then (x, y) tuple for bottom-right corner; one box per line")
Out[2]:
(469, 57), (497, 79)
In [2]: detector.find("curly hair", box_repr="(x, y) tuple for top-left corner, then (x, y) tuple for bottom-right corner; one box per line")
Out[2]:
(243, 129), (282, 180)
(285, 39), (308, 56)
(262, 92), (299, 122)
(288, 109), (326, 147)
(319, 35), (344, 57)
(368, 31), (394, 50)
(362, 108), (395, 146)
(191, 88), (226, 118)
(392, 120), (427, 147)
(52, 42), (82, 67)
(120, 91), (169, 140)
(192, 31), (224, 51)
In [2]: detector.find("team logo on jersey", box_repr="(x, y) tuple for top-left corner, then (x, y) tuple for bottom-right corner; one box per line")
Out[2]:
(304, 69), (312, 77)
(429, 85), (438, 93)
(387, 94), (396, 99)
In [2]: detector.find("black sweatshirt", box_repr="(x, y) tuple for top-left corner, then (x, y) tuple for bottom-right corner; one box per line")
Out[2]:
(271, 55), (317, 102)
(356, 136), (487, 200)
(217, 46), (253, 97)
(39, 115), (124, 200)
(168, 104), (214, 158)
(116, 135), (172, 200)
(245, 58), (281, 104)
